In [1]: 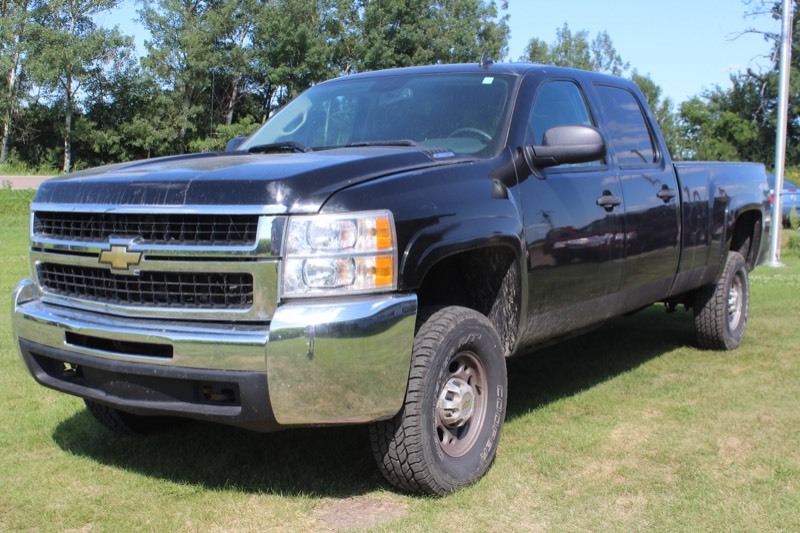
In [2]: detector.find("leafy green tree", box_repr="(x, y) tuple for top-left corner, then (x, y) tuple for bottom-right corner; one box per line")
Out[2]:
(248, 0), (509, 116)
(205, 0), (262, 126)
(79, 57), (158, 165)
(120, 92), (184, 159)
(188, 115), (259, 152)
(27, 0), (132, 173)
(252, 0), (332, 108)
(321, 1), (362, 76)
(139, 0), (215, 153)
(0, 0), (39, 163)
(523, 24), (681, 156)
(522, 23), (628, 75)
(356, 0), (509, 71)
(631, 72), (681, 158)
(676, 0), (800, 167)
(678, 72), (786, 164)
(11, 100), (63, 170)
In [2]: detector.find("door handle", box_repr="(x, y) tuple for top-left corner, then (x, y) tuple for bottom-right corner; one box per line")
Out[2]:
(657, 187), (677, 202)
(596, 193), (622, 211)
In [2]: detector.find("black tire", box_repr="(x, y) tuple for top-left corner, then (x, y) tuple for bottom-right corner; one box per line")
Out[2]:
(84, 400), (176, 435)
(693, 251), (750, 350)
(369, 306), (507, 495)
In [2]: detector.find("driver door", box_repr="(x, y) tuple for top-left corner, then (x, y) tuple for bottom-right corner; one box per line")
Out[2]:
(517, 77), (625, 349)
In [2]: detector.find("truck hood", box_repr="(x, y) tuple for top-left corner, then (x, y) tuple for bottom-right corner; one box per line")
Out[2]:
(34, 147), (465, 213)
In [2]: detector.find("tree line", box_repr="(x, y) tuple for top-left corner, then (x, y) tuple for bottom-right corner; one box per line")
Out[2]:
(0, 0), (796, 174)
(522, 0), (800, 173)
(0, 0), (509, 172)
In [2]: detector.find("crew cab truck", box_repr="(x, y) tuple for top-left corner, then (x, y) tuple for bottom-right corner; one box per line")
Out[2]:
(12, 63), (770, 495)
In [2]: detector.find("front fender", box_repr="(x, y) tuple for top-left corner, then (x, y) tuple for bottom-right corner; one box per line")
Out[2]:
(400, 215), (525, 289)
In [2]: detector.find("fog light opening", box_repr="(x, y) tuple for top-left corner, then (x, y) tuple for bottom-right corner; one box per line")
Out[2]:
(200, 384), (236, 404)
(61, 361), (81, 380)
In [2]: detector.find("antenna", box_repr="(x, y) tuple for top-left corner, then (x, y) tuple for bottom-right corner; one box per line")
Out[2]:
(479, 51), (494, 69)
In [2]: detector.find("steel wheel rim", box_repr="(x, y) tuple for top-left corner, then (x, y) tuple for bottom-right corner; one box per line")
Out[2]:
(728, 271), (744, 331)
(435, 351), (488, 458)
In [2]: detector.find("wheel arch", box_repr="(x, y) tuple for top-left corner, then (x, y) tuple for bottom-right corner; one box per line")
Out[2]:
(400, 217), (526, 357)
(725, 205), (764, 270)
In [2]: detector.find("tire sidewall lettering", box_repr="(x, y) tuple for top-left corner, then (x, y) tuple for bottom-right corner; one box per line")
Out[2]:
(480, 385), (504, 462)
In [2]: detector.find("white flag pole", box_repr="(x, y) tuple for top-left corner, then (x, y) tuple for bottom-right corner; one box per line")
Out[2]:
(768, 0), (794, 266)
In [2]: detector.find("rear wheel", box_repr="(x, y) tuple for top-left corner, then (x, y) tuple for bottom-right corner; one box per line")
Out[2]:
(84, 400), (177, 435)
(370, 306), (507, 495)
(693, 251), (750, 350)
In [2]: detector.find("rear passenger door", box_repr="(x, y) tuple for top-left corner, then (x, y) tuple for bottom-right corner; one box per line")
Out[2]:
(592, 84), (681, 310)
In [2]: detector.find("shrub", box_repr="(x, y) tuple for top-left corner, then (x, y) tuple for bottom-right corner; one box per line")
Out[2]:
(786, 231), (800, 257)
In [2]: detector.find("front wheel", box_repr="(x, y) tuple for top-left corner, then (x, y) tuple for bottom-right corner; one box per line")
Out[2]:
(693, 251), (750, 350)
(369, 306), (507, 495)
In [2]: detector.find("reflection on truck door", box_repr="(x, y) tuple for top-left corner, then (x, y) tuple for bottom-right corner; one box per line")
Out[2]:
(518, 78), (625, 347)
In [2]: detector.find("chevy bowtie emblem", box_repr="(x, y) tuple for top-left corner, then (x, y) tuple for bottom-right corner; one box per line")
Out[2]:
(99, 245), (142, 270)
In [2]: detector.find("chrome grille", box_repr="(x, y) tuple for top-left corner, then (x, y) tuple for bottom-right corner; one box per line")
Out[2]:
(34, 212), (259, 245)
(38, 263), (254, 309)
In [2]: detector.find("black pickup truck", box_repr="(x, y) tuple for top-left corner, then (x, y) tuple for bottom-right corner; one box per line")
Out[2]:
(12, 62), (770, 495)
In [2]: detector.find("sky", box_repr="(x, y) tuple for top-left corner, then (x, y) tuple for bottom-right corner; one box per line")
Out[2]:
(94, 0), (780, 105)
(504, 0), (777, 103)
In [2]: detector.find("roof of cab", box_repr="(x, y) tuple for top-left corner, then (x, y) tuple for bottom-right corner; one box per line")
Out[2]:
(319, 62), (637, 91)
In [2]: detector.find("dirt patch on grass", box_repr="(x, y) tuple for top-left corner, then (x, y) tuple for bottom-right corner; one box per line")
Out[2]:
(315, 495), (407, 531)
(610, 421), (653, 447)
(63, 525), (94, 533)
(614, 493), (647, 518)
(717, 435), (753, 464)
(0, 497), (13, 525)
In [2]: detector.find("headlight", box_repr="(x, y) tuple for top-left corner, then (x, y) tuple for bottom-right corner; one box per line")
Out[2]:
(282, 211), (397, 297)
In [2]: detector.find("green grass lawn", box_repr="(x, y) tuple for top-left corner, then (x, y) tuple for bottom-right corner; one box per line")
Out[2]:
(0, 161), (58, 177)
(2, 189), (798, 531)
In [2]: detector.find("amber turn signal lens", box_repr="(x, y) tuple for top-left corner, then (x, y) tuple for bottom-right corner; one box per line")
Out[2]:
(374, 255), (394, 287)
(376, 216), (392, 250)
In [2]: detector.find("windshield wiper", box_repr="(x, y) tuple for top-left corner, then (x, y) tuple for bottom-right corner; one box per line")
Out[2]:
(346, 139), (420, 148)
(248, 141), (313, 154)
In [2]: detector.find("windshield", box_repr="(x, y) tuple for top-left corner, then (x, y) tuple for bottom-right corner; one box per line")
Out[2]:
(239, 72), (515, 157)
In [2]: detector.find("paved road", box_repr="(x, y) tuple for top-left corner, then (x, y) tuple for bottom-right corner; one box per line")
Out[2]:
(0, 175), (53, 189)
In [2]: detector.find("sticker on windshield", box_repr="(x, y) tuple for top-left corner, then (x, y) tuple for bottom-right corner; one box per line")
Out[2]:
(482, 77), (495, 85)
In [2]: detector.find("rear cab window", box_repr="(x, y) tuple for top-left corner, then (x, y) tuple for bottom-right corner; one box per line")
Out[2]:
(593, 84), (658, 168)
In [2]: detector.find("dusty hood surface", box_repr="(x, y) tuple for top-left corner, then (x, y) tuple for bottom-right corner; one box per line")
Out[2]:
(34, 147), (463, 213)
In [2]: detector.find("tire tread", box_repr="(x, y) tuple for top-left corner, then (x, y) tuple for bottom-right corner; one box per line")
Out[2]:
(694, 251), (749, 350)
(369, 306), (504, 495)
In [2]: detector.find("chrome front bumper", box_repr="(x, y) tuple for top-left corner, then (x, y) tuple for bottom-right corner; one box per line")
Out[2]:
(12, 279), (417, 430)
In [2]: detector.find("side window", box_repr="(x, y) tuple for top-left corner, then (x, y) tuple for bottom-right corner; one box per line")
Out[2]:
(530, 80), (593, 144)
(594, 85), (657, 166)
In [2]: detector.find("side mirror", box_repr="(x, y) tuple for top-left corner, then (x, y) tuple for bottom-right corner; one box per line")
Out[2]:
(225, 136), (248, 152)
(524, 125), (606, 169)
